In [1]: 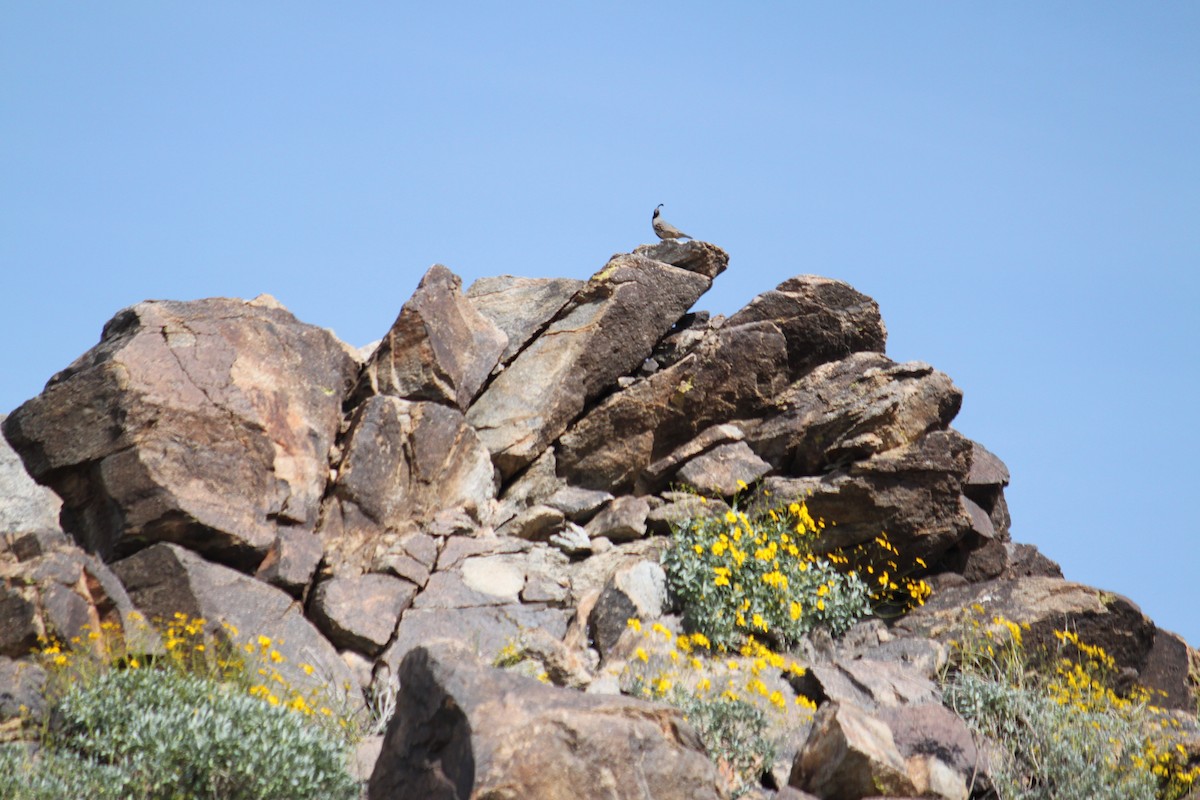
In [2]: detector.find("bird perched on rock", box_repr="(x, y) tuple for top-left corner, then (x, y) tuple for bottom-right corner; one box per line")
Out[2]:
(652, 204), (693, 241)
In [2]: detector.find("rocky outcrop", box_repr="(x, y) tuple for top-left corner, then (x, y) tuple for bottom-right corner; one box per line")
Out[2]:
(2, 239), (1194, 798)
(367, 642), (725, 800)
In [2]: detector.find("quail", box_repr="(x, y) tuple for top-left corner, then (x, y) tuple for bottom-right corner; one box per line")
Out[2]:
(652, 204), (693, 241)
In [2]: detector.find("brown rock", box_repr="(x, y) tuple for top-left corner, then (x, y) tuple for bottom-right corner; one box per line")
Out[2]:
(498, 504), (566, 541)
(558, 321), (789, 493)
(0, 656), (47, 725)
(1001, 542), (1062, 579)
(111, 542), (360, 712)
(465, 275), (584, 364)
(351, 264), (508, 411)
(632, 239), (730, 279)
(466, 253), (714, 479)
(725, 275), (886, 376)
(587, 560), (668, 657)
(875, 703), (980, 787)
(790, 701), (918, 800)
(2, 296), (357, 568)
(584, 496), (650, 543)
(748, 354), (961, 475)
(319, 397), (496, 575)
(675, 441), (772, 497)
(754, 430), (973, 564)
(642, 424), (746, 491)
(310, 574), (417, 656)
(368, 641), (724, 800)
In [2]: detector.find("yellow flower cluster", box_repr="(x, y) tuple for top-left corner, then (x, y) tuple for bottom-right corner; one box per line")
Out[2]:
(621, 617), (817, 718)
(33, 612), (341, 726)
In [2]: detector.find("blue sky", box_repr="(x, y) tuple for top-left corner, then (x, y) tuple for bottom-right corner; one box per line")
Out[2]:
(3, 4), (1197, 644)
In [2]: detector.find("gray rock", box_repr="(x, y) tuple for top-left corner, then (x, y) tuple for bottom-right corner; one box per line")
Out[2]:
(632, 239), (730, 279)
(378, 604), (570, 683)
(466, 252), (715, 479)
(111, 542), (361, 714)
(465, 275), (584, 364)
(2, 296), (357, 568)
(351, 264), (508, 411)
(368, 641), (724, 800)
(498, 504), (566, 541)
(675, 440), (772, 497)
(544, 486), (613, 522)
(310, 574), (418, 656)
(254, 529), (324, 596)
(0, 656), (47, 726)
(641, 423), (746, 491)
(548, 522), (592, 557)
(587, 561), (668, 657)
(584, 496), (650, 543)
(0, 413), (62, 535)
(876, 703), (980, 798)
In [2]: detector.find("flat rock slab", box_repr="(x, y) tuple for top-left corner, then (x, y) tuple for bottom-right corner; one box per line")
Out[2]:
(2, 296), (357, 568)
(111, 542), (361, 714)
(368, 641), (724, 800)
(790, 701), (917, 800)
(310, 573), (418, 656)
(467, 253), (714, 479)
(466, 275), (585, 364)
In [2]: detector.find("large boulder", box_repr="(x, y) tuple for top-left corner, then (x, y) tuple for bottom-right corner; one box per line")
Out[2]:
(789, 701), (917, 800)
(2, 296), (358, 569)
(318, 397), (497, 576)
(752, 430), (974, 563)
(747, 353), (962, 474)
(110, 543), (361, 713)
(466, 252), (718, 479)
(368, 641), (725, 800)
(723, 275), (886, 376)
(351, 265), (508, 411)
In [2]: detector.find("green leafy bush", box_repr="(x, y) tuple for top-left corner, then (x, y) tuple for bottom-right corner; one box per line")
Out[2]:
(669, 689), (776, 799)
(42, 667), (358, 800)
(663, 501), (873, 650)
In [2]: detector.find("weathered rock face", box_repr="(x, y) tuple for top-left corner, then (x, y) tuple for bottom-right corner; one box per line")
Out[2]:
(557, 320), (790, 493)
(368, 642), (726, 800)
(352, 265), (508, 411)
(467, 252), (718, 479)
(2, 296), (358, 569)
(465, 275), (584, 364)
(747, 353), (961, 475)
(318, 397), (497, 575)
(790, 701), (917, 800)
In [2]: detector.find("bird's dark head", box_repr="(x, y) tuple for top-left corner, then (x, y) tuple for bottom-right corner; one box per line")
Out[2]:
(653, 203), (663, 218)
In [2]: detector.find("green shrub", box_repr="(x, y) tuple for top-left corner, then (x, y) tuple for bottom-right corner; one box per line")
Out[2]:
(941, 611), (1200, 800)
(0, 745), (134, 800)
(663, 501), (873, 650)
(669, 689), (776, 799)
(44, 667), (359, 800)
